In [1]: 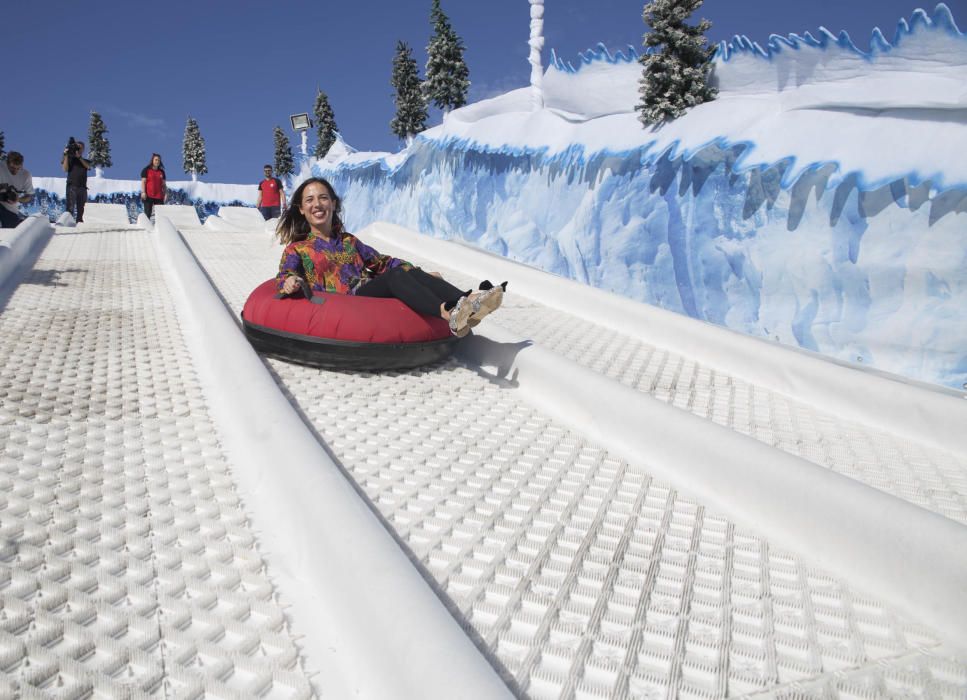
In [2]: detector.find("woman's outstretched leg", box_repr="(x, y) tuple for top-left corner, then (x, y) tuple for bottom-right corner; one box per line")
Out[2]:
(406, 268), (469, 305)
(356, 267), (448, 317)
(357, 268), (497, 335)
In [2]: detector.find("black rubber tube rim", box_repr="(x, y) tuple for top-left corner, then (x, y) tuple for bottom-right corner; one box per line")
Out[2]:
(242, 318), (460, 371)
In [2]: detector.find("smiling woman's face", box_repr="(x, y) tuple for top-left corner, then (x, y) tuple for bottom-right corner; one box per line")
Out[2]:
(299, 181), (335, 234)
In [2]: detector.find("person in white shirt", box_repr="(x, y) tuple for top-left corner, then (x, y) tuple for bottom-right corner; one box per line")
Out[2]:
(0, 152), (34, 228)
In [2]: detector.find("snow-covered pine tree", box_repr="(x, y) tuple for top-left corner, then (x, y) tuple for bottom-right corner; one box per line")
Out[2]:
(87, 111), (112, 177)
(390, 41), (428, 146)
(312, 89), (339, 159)
(182, 116), (208, 181)
(273, 126), (295, 177)
(637, 0), (717, 127)
(424, 0), (470, 116)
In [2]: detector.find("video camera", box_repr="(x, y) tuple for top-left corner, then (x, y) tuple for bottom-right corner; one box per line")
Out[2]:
(64, 137), (81, 157)
(0, 183), (20, 203)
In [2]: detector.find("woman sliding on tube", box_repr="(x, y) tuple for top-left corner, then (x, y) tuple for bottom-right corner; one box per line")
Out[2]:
(275, 177), (505, 336)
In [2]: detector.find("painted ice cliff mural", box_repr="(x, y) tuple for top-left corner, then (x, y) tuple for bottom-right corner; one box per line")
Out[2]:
(311, 4), (967, 391)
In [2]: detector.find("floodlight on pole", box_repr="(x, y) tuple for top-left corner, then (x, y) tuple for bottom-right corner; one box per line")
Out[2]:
(290, 113), (312, 156)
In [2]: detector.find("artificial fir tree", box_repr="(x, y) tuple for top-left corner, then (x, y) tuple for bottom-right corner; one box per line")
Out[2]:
(637, 0), (717, 127)
(312, 89), (339, 159)
(182, 116), (208, 181)
(424, 0), (470, 116)
(87, 111), (112, 177)
(273, 126), (295, 178)
(390, 41), (428, 146)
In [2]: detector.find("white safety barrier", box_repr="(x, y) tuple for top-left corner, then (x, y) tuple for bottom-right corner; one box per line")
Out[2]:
(80, 203), (131, 226)
(364, 222), (967, 456)
(152, 217), (512, 699)
(0, 215), (54, 291)
(154, 204), (201, 228)
(457, 322), (967, 652)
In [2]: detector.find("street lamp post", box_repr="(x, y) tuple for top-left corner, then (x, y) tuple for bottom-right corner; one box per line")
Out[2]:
(290, 113), (312, 157)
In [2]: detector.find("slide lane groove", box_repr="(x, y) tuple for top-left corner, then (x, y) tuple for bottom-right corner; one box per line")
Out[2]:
(362, 223), (967, 528)
(0, 220), (314, 698)
(176, 223), (967, 697)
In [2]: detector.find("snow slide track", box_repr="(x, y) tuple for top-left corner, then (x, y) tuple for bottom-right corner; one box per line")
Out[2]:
(361, 222), (967, 650)
(362, 223), (967, 527)
(169, 219), (967, 697)
(153, 215), (513, 699)
(0, 220), (315, 698)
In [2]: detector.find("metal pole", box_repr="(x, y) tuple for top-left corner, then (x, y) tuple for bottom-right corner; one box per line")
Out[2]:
(529, 0), (544, 110)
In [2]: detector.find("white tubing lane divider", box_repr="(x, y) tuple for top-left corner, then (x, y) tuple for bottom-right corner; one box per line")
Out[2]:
(361, 222), (967, 652)
(363, 222), (967, 457)
(151, 215), (513, 700)
(457, 323), (967, 653)
(0, 215), (54, 292)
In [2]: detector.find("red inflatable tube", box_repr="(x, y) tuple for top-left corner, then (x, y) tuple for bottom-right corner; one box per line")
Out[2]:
(241, 279), (459, 370)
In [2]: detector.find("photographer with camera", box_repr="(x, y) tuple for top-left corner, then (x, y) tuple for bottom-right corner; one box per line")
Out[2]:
(0, 152), (35, 229)
(61, 137), (91, 223)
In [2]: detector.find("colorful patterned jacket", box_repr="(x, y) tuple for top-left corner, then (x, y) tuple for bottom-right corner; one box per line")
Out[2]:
(276, 232), (412, 294)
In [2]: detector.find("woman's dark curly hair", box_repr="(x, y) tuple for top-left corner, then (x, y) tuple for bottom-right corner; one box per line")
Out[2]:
(275, 177), (345, 245)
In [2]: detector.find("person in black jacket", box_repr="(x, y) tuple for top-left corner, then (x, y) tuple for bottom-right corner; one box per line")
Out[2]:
(61, 141), (91, 223)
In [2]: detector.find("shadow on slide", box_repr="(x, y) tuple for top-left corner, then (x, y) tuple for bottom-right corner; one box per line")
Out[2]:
(457, 333), (533, 387)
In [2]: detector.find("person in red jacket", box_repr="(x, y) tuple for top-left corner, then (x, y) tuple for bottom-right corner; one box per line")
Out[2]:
(256, 164), (286, 220)
(140, 154), (167, 219)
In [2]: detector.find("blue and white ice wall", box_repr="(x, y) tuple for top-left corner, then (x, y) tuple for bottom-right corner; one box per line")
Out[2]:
(314, 4), (967, 391)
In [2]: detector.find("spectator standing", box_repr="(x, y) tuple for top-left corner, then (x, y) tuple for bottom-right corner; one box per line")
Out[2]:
(0, 152), (34, 228)
(256, 165), (286, 220)
(140, 153), (167, 219)
(61, 141), (91, 223)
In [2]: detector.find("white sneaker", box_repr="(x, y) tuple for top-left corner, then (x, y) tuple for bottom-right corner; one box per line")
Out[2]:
(448, 295), (474, 337)
(468, 286), (503, 327)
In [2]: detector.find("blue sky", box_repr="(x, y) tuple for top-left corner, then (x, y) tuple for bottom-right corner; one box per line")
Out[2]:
(4, 0), (961, 182)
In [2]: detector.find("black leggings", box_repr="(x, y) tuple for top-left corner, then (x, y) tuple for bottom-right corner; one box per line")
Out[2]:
(355, 267), (466, 317)
(143, 197), (163, 219)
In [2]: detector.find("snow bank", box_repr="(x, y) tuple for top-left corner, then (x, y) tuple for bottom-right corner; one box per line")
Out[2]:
(423, 3), (967, 189)
(306, 3), (967, 390)
(17, 5), (966, 389)
(29, 176), (259, 223)
(32, 176), (258, 203)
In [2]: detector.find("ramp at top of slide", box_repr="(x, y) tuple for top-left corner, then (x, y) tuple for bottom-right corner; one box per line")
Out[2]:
(154, 204), (201, 228)
(79, 203), (131, 226)
(217, 206), (266, 230)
